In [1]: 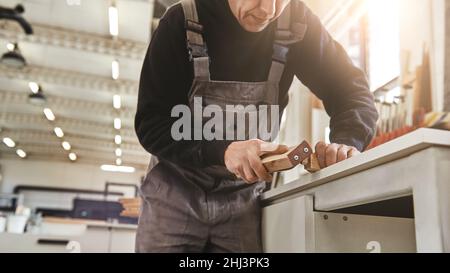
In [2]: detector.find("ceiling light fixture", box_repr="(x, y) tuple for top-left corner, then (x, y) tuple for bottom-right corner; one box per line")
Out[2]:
(115, 148), (122, 157)
(16, 149), (27, 158)
(1, 43), (26, 68)
(115, 135), (122, 145)
(43, 108), (55, 121)
(109, 5), (119, 37)
(0, 5), (33, 34)
(54, 127), (64, 138)
(113, 94), (121, 109)
(114, 118), (121, 130)
(112, 60), (120, 80)
(69, 152), (77, 161)
(28, 89), (47, 106)
(101, 164), (135, 173)
(116, 158), (122, 166)
(6, 43), (15, 51)
(62, 141), (71, 151)
(28, 82), (39, 94)
(2, 137), (16, 148)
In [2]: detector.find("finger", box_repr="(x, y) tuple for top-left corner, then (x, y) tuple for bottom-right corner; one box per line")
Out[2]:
(259, 142), (278, 152)
(260, 142), (289, 156)
(348, 147), (361, 158)
(233, 166), (244, 180)
(242, 160), (259, 184)
(315, 141), (327, 169)
(248, 154), (273, 182)
(337, 145), (350, 163)
(225, 158), (237, 176)
(271, 144), (289, 155)
(325, 143), (340, 167)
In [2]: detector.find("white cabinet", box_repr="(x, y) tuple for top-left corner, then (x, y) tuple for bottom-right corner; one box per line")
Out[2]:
(0, 225), (136, 253)
(262, 196), (416, 253)
(110, 228), (136, 253)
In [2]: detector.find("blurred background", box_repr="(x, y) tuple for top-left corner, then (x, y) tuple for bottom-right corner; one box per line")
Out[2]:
(0, 0), (448, 252)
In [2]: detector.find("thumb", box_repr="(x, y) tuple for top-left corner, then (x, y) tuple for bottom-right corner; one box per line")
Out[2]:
(260, 142), (289, 156)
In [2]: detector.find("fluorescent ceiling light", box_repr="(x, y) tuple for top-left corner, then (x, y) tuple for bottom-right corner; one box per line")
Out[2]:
(62, 141), (71, 151)
(115, 148), (122, 157)
(115, 135), (122, 145)
(28, 82), (39, 94)
(54, 127), (64, 138)
(114, 118), (121, 130)
(101, 164), (135, 173)
(16, 149), (27, 158)
(113, 94), (121, 109)
(109, 6), (119, 36)
(112, 60), (120, 80)
(69, 153), (77, 161)
(43, 108), (55, 121)
(116, 158), (122, 166)
(2, 137), (16, 148)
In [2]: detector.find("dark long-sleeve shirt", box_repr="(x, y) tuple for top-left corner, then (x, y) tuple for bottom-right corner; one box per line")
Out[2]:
(135, 0), (378, 168)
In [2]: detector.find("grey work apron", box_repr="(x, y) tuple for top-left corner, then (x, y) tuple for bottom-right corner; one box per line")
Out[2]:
(136, 0), (307, 253)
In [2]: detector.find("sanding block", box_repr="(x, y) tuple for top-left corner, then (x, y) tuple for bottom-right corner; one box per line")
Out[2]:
(261, 141), (321, 173)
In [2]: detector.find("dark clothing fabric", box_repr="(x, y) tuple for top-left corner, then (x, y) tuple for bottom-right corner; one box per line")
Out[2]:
(135, 160), (265, 253)
(135, 0), (378, 169)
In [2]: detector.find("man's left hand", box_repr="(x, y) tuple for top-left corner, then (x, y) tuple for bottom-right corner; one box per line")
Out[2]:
(314, 142), (360, 169)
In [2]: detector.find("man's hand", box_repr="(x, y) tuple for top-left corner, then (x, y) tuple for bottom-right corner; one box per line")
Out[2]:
(225, 140), (289, 184)
(314, 142), (360, 169)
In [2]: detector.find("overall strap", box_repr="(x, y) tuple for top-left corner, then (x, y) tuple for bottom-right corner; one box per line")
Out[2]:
(269, 0), (308, 83)
(275, 0), (308, 45)
(181, 0), (210, 80)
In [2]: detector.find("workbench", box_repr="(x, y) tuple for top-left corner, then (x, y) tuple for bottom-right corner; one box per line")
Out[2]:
(262, 128), (450, 253)
(0, 218), (137, 253)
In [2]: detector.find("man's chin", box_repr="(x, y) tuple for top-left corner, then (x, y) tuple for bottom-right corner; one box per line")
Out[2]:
(242, 22), (269, 33)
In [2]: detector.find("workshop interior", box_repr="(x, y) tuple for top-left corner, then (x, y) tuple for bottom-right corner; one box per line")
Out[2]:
(0, 0), (449, 253)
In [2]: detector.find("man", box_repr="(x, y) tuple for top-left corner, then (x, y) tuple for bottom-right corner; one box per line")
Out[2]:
(135, 0), (378, 253)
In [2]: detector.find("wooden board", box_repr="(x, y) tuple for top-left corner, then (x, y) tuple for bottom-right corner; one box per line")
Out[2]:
(119, 198), (141, 218)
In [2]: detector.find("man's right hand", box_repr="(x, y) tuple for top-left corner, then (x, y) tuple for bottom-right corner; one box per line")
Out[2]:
(224, 140), (289, 184)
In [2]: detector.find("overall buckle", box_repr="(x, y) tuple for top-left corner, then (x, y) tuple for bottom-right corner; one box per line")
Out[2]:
(272, 43), (290, 64)
(187, 43), (208, 62)
(185, 20), (208, 61)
